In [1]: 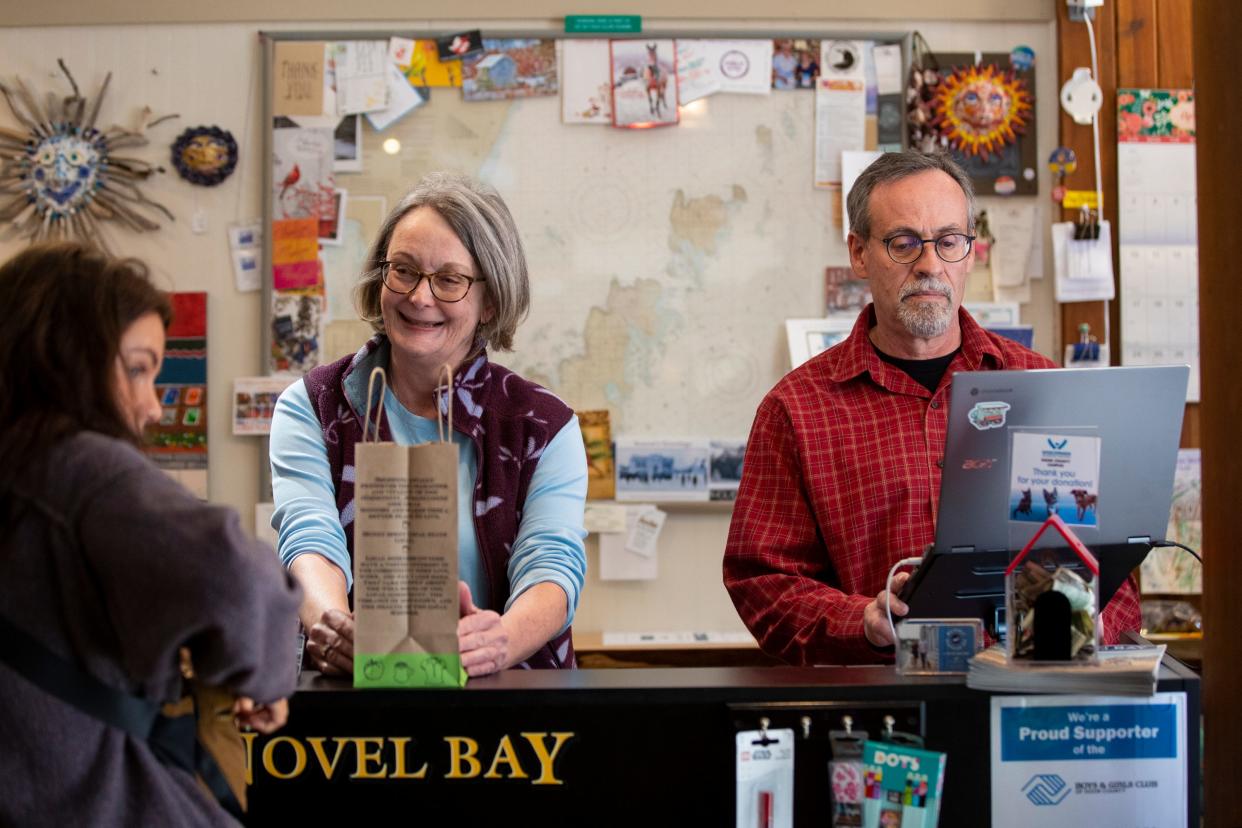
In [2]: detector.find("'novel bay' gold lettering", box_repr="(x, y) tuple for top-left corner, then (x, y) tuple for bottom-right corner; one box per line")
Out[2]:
(390, 737), (429, 778)
(307, 737), (350, 779)
(349, 737), (388, 779)
(483, 735), (529, 780)
(246, 732), (576, 786)
(520, 732), (574, 786)
(241, 731), (259, 786)
(444, 736), (481, 778)
(262, 736), (307, 779)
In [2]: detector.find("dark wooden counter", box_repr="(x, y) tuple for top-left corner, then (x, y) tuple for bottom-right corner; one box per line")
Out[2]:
(244, 658), (1199, 826)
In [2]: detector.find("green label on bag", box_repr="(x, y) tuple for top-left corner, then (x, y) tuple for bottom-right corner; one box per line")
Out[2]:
(564, 14), (641, 33)
(354, 653), (466, 688)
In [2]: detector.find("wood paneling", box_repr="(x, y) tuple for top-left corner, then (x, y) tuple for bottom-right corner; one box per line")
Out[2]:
(1158, 0), (1196, 87)
(1057, 0), (1199, 449)
(1068, 0), (1232, 821)
(1117, 0), (1160, 87)
(1194, 0), (1242, 819)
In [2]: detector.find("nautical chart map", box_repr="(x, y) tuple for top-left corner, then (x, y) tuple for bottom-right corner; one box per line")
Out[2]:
(323, 89), (839, 439)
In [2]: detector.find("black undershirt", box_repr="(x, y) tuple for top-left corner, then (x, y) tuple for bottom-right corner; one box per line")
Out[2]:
(873, 344), (961, 393)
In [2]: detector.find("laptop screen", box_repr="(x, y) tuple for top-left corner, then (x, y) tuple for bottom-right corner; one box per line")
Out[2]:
(935, 364), (1189, 554)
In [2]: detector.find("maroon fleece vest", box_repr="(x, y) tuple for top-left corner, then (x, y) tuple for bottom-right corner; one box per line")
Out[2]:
(302, 336), (577, 669)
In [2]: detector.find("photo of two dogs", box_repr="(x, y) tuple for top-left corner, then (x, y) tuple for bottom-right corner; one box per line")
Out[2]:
(1012, 487), (1097, 521)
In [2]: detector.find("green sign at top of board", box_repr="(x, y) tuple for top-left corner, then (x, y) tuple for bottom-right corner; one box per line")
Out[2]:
(564, 15), (642, 33)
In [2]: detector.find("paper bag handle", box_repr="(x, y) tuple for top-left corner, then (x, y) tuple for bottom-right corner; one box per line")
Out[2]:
(434, 363), (454, 444)
(362, 366), (388, 443)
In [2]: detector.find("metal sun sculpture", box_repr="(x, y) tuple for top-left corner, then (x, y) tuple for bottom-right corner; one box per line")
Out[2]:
(931, 62), (1032, 162)
(0, 60), (177, 246)
(171, 125), (238, 187)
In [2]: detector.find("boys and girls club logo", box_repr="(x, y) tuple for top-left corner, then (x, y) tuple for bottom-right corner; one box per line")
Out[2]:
(1022, 773), (1070, 806)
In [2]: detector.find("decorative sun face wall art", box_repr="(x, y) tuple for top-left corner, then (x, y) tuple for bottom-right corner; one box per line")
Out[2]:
(928, 52), (1038, 196)
(170, 125), (238, 186)
(0, 60), (176, 246)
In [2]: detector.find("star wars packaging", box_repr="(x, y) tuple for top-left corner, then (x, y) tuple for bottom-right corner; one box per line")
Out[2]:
(736, 725), (794, 828)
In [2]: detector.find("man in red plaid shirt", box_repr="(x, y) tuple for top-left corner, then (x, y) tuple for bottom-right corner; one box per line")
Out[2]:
(723, 152), (1141, 665)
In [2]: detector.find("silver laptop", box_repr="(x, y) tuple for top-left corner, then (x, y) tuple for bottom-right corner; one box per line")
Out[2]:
(902, 364), (1189, 626)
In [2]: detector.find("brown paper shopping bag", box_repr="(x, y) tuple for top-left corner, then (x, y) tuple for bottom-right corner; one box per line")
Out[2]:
(353, 366), (465, 688)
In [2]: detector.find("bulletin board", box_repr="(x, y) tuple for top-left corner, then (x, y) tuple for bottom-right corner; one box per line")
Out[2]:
(257, 22), (1058, 636)
(260, 28), (914, 444)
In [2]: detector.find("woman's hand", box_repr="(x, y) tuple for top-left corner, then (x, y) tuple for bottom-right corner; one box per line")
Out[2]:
(289, 556), (353, 676)
(457, 581), (510, 677)
(307, 607), (355, 676)
(233, 697), (289, 734)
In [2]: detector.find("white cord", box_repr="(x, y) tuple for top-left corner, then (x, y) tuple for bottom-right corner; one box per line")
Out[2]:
(1083, 12), (1110, 353)
(1083, 14), (1102, 215)
(885, 556), (925, 648)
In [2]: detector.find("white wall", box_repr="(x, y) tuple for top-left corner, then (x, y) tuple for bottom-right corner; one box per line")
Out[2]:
(0, 15), (1058, 637)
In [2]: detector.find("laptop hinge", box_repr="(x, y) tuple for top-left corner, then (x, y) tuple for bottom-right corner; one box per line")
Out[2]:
(1127, 535), (1152, 545)
(949, 545), (976, 554)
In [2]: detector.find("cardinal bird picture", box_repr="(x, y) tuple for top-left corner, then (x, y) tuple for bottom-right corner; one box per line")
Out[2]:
(278, 163), (301, 202)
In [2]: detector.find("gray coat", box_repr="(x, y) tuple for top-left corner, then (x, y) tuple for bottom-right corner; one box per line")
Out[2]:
(0, 432), (302, 826)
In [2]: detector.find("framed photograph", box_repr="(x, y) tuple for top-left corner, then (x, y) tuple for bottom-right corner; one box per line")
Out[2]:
(963, 301), (1020, 326)
(333, 114), (362, 172)
(233, 376), (299, 436)
(824, 265), (871, 314)
(772, 38), (820, 90)
(615, 439), (709, 502)
(709, 439), (746, 502)
(610, 39), (678, 128)
(228, 221), (262, 250)
(461, 39), (558, 102)
(319, 189), (347, 246)
(270, 293), (325, 375)
(785, 318), (854, 369)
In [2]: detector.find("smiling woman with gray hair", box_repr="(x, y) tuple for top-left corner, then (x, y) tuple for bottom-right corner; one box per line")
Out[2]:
(269, 173), (587, 678)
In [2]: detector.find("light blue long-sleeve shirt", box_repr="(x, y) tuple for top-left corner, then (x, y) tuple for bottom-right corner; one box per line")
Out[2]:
(269, 378), (587, 631)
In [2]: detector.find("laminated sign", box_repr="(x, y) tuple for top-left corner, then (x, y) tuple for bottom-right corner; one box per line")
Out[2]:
(353, 366), (465, 688)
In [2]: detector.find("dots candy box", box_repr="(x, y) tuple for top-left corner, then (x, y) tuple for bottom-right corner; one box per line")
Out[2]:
(860, 740), (947, 828)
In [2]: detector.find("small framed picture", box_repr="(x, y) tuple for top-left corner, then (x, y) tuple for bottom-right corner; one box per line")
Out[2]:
(615, 439), (710, 502)
(785, 317), (854, 369)
(319, 189), (347, 246)
(963, 301), (1020, 327)
(228, 222), (262, 250)
(233, 376), (299, 436)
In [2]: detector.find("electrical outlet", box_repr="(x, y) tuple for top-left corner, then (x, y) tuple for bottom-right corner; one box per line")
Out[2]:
(1067, 0), (1103, 21)
(191, 208), (208, 235)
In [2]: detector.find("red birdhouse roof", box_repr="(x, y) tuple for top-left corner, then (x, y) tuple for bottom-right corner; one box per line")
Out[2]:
(1004, 513), (1100, 577)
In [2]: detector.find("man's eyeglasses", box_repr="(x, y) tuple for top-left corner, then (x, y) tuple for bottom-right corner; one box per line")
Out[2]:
(880, 233), (976, 264)
(378, 261), (485, 303)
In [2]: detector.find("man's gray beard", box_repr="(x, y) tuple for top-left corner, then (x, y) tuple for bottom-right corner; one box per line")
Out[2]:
(896, 280), (954, 338)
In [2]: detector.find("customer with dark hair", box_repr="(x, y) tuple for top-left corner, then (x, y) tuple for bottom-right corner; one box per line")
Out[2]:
(0, 242), (302, 826)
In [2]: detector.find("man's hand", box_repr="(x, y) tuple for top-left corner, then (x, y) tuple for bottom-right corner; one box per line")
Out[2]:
(457, 581), (510, 677)
(307, 608), (354, 675)
(863, 571), (911, 647)
(233, 697), (289, 734)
